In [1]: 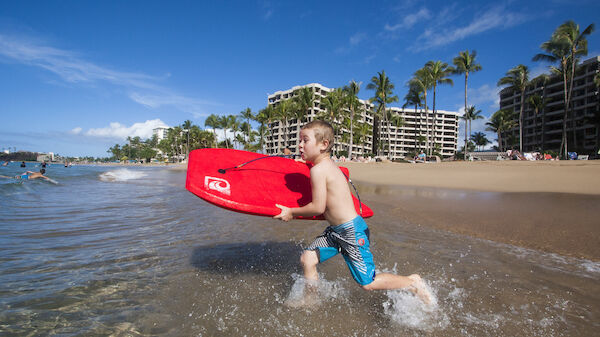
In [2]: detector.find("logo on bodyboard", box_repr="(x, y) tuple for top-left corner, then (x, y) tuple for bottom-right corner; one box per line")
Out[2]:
(205, 176), (231, 196)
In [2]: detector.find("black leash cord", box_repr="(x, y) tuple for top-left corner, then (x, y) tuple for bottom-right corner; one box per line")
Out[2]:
(340, 171), (364, 217)
(218, 154), (294, 174)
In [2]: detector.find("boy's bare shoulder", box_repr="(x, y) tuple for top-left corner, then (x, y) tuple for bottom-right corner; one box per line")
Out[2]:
(310, 158), (338, 176)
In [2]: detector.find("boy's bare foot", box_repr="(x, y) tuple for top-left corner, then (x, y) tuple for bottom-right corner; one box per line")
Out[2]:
(407, 274), (433, 305)
(285, 280), (321, 308)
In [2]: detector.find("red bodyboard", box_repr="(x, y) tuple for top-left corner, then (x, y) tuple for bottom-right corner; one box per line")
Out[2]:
(185, 148), (373, 220)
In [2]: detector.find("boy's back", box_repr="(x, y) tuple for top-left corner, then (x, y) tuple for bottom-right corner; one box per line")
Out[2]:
(310, 158), (358, 226)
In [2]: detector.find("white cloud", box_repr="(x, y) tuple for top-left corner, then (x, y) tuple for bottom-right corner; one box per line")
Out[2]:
(467, 84), (501, 110)
(349, 32), (367, 46)
(335, 32), (368, 54)
(70, 127), (82, 135)
(412, 5), (528, 51)
(129, 93), (217, 118)
(85, 119), (168, 140)
(529, 63), (551, 79)
(385, 8), (431, 31)
(0, 32), (217, 115)
(457, 115), (498, 150)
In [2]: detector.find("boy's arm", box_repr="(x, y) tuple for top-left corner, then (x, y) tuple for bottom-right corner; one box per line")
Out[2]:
(274, 166), (327, 221)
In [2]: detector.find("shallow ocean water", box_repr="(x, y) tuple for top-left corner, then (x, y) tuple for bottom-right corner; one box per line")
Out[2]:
(0, 162), (598, 336)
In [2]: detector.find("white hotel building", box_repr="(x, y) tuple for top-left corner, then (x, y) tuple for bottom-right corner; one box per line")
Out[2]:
(265, 83), (459, 159)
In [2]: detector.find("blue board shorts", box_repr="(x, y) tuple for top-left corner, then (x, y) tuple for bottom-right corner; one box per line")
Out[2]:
(306, 216), (376, 286)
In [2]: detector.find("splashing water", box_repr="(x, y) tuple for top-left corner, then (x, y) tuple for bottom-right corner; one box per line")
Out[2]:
(99, 168), (147, 182)
(284, 273), (349, 309)
(383, 280), (448, 331)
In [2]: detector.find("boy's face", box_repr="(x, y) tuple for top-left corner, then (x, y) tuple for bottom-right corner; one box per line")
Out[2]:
(299, 128), (327, 162)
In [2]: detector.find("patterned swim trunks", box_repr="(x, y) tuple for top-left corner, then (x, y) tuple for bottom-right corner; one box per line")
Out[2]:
(306, 216), (376, 285)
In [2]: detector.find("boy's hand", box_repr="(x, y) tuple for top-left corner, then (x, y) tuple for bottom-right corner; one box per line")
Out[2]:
(274, 204), (293, 221)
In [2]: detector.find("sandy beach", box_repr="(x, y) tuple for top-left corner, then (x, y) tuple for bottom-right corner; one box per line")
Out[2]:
(340, 160), (600, 260)
(340, 160), (600, 195)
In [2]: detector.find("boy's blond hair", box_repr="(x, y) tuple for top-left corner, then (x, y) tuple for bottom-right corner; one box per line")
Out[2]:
(302, 120), (334, 153)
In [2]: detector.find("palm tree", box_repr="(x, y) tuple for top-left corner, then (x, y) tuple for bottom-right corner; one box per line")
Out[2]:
(409, 68), (432, 154)
(531, 74), (550, 152)
(462, 106), (484, 153)
(498, 64), (530, 153)
(292, 87), (315, 152)
(389, 112), (405, 159)
(275, 99), (295, 150)
(343, 80), (362, 160)
(470, 132), (490, 151)
(240, 108), (254, 144)
(404, 84), (423, 153)
(486, 109), (516, 152)
(425, 60), (454, 156)
(319, 88), (344, 124)
(354, 122), (372, 156)
(453, 50), (482, 159)
(182, 120), (192, 158)
(528, 94), (545, 151)
(533, 21), (594, 158)
(256, 105), (275, 153)
(558, 21), (594, 155)
(228, 115), (241, 149)
(319, 88), (345, 154)
(293, 87), (314, 125)
(367, 70), (398, 158)
(204, 114), (219, 148)
(217, 115), (230, 149)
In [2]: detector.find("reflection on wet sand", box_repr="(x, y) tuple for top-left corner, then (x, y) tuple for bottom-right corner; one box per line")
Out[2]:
(357, 183), (600, 261)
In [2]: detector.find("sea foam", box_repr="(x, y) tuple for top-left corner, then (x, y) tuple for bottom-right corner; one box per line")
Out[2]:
(99, 168), (147, 182)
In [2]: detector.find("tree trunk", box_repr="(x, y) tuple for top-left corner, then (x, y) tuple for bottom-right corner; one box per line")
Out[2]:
(432, 84), (437, 157)
(497, 131), (503, 152)
(349, 106), (354, 160)
(541, 86), (546, 152)
(560, 68), (569, 159)
(464, 73), (468, 160)
(519, 89), (525, 153)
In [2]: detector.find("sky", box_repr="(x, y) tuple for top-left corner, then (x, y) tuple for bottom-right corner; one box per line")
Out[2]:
(1, 0), (599, 157)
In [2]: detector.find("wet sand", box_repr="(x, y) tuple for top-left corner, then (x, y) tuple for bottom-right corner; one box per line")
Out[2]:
(341, 161), (600, 261)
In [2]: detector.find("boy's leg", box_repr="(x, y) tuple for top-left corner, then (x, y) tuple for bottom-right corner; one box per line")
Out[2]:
(363, 273), (432, 304)
(300, 250), (319, 282)
(362, 272), (414, 290)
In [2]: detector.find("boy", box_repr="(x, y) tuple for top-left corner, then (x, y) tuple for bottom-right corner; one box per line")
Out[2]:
(274, 120), (432, 304)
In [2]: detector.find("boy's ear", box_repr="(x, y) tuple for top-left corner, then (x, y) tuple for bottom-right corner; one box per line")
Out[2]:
(319, 139), (329, 152)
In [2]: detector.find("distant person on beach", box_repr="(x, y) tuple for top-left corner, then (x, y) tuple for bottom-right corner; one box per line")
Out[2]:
(0, 169), (51, 181)
(41, 161), (47, 168)
(21, 161), (26, 167)
(274, 120), (432, 305)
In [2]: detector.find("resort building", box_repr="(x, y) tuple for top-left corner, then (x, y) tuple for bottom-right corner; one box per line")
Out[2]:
(265, 83), (459, 159)
(36, 152), (55, 162)
(153, 127), (169, 141)
(499, 56), (600, 154)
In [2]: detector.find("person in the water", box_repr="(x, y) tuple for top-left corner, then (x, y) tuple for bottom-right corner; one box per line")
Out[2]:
(274, 120), (432, 305)
(0, 169), (52, 181)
